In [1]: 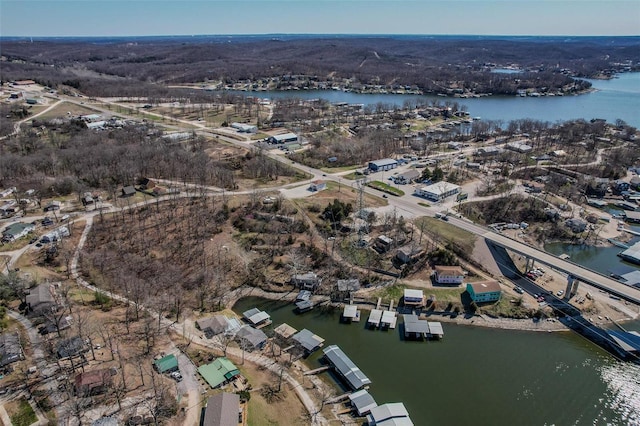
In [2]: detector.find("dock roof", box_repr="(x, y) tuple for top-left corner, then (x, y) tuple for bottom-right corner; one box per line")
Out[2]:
(292, 329), (325, 352)
(274, 323), (297, 340)
(403, 314), (430, 334)
(242, 308), (271, 325)
(343, 305), (358, 319)
(368, 403), (411, 424)
(381, 311), (397, 324)
(349, 389), (377, 416)
(322, 345), (371, 390)
(427, 322), (444, 336)
(368, 309), (383, 325)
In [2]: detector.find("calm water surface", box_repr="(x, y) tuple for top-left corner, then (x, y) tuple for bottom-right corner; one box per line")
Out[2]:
(233, 297), (640, 425)
(228, 72), (640, 128)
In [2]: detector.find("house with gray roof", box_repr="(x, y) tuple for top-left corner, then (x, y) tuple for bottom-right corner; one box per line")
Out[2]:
(235, 325), (267, 351)
(26, 283), (57, 316)
(196, 315), (229, 338)
(1, 222), (34, 242)
(0, 332), (23, 366)
(367, 402), (413, 425)
(202, 392), (241, 426)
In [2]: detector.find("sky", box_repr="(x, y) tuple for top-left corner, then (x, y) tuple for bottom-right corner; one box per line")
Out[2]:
(1, 0), (639, 37)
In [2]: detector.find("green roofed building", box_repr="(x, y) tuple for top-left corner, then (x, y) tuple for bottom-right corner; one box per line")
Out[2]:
(154, 354), (178, 374)
(198, 357), (241, 389)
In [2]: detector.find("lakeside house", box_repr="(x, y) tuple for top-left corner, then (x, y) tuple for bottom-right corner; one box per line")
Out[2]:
(196, 315), (230, 338)
(1, 222), (35, 242)
(433, 265), (465, 285)
(235, 325), (267, 351)
(202, 393), (242, 426)
(74, 368), (114, 396)
(198, 358), (241, 389)
(466, 281), (502, 303)
(292, 272), (321, 291)
(403, 289), (424, 307)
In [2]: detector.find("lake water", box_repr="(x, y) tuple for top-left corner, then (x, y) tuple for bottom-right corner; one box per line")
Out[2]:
(233, 297), (640, 425)
(229, 72), (640, 128)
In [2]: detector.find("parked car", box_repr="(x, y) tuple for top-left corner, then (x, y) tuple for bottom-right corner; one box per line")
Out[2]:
(170, 371), (182, 382)
(557, 290), (564, 296)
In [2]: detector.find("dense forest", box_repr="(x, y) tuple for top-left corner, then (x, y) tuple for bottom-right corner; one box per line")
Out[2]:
(2, 36), (639, 97)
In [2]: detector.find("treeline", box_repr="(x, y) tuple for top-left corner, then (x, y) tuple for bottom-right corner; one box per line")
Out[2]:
(2, 37), (638, 97)
(0, 122), (296, 196)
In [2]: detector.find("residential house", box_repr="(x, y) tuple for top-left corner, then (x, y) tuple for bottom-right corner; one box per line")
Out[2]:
(198, 358), (241, 389)
(505, 142), (533, 153)
(613, 179), (630, 195)
(1, 222), (34, 242)
(202, 393), (242, 426)
(337, 279), (360, 293)
(25, 283), (57, 316)
(403, 289), (424, 307)
(292, 272), (321, 291)
(74, 368), (114, 396)
(466, 281), (502, 303)
(0, 201), (17, 218)
(56, 336), (87, 359)
(475, 147), (502, 157)
(396, 245), (422, 264)
(235, 325), (267, 351)
(565, 218), (588, 233)
(433, 265), (465, 285)
(121, 186), (136, 197)
(81, 192), (95, 206)
(153, 354), (178, 373)
(309, 180), (327, 191)
(0, 333), (24, 367)
(374, 235), (393, 253)
(196, 315), (229, 338)
(43, 200), (62, 212)
(138, 178), (156, 190)
(367, 402), (413, 425)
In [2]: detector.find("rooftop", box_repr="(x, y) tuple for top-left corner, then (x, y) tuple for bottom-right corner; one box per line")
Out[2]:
(202, 393), (241, 426)
(292, 329), (325, 352)
(323, 345), (371, 390)
(467, 280), (502, 293)
(349, 389), (378, 416)
(198, 357), (240, 389)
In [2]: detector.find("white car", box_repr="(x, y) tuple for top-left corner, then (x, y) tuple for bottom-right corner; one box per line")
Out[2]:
(170, 371), (183, 381)
(557, 290), (564, 296)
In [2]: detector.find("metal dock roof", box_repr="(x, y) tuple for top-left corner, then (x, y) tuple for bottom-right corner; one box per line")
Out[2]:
(322, 345), (371, 390)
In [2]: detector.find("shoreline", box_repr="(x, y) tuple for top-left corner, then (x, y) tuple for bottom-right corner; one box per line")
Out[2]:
(226, 287), (576, 333)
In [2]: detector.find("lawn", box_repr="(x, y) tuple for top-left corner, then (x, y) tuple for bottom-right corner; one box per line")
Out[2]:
(367, 181), (405, 196)
(7, 398), (37, 426)
(414, 216), (476, 254)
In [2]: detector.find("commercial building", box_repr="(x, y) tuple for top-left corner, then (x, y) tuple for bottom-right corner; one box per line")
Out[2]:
(393, 170), (420, 185)
(368, 159), (398, 172)
(414, 182), (460, 202)
(269, 132), (298, 144)
(466, 281), (502, 303)
(231, 122), (257, 133)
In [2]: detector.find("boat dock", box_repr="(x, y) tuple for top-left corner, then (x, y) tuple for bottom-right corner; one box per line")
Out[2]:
(343, 304), (361, 323)
(367, 309), (383, 328)
(608, 238), (630, 249)
(304, 366), (330, 376)
(380, 310), (398, 329)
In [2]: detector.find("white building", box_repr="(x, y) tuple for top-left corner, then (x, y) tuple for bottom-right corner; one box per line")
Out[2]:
(414, 182), (460, 202)
(434, 265), (465, 285)
(231, 122), (257, 133)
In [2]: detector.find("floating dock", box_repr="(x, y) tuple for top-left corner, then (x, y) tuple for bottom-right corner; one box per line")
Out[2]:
(367, 309), (383, 328)
(380, 310), (397, 329)
(343, 304), (361, 323)
(608, 238), (630, 249)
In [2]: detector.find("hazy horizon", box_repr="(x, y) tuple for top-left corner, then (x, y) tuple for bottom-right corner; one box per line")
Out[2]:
(1, 0), (638, 38)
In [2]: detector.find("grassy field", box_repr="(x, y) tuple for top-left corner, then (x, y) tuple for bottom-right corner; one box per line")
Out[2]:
(367, 180), (405, 196)
(36, 101), (98, 120)
(7, 398), (37, 426)
(414, 216), (476, 253)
